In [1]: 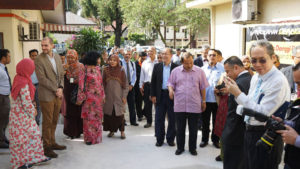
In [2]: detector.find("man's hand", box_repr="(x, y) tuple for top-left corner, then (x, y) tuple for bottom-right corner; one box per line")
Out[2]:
(224, 76), (241, 97)
(129, 85), (133, 91)
(122, 98), (127, 104)
(214, 88), (220, 95)
(277, 125), (299, 145)
(169, 90), (174, 100)
(151, 96), (156, 104)
(202, 101), (206, 112)
(56, 88), (63, 98)
(220, 87), (229, 95)
(140, 87), (144, 96)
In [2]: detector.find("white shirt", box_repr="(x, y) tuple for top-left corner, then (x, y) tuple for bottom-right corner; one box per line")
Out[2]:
(0, 63), (10, 95)
(139, 58), (158, 88)
(47, 54), (57, 75)
(172, 54), (181, 65)
(236, 66), (290, 126)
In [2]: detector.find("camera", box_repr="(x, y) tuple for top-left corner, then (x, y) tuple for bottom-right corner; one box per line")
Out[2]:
(215, 82), (225, 96)
(243, 108), (286, 152)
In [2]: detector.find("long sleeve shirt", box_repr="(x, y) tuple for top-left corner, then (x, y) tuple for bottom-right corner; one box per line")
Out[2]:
(236, 66), (291, 126)
(139, 59), (158, 88)
(121, 59), (136, 86)
(284, 120), (300, 148)
(202, 64), (224, 103)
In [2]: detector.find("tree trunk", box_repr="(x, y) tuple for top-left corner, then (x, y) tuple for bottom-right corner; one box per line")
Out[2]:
(156, 25), (167, 45)
(114, 2), (123, 47)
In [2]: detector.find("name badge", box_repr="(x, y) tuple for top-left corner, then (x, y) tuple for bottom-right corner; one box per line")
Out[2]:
(70, 78), (74, 83)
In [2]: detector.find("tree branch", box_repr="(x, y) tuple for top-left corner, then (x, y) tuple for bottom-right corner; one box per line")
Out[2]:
(111, 24), (116, 30)
(121, 26), (128, 34)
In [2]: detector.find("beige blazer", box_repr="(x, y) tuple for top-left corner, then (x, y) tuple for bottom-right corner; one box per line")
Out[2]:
(35, 52), (64, 102)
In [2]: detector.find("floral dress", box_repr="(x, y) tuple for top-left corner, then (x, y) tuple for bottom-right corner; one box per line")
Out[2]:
(9, 85), (47, 169)
(77, 66), (105, 144)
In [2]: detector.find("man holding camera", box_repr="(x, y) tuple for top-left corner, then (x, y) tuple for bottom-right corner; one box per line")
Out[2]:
(275, 62), (300, 169)
(225, 40), (290, 169)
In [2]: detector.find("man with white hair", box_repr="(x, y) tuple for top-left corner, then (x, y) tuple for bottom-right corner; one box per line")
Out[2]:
(194, 44), (210, 68)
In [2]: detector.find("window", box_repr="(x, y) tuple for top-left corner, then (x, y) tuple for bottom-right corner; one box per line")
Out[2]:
(0, 33), (3, 49)
(29, 22), (40, 40)
(166, 28), (169, 33)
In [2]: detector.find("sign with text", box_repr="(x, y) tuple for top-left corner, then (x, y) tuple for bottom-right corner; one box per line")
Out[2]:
(246, 24), (300, 64)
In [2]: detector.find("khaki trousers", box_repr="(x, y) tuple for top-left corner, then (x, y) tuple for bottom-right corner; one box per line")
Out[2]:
(40, 97), (62, 148)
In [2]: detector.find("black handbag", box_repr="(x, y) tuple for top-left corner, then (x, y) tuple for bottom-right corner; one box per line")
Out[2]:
(70, 68), (87, 104)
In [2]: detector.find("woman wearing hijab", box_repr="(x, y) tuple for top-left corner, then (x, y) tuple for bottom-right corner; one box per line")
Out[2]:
(9, 58), (50, 169)
(63, 50), (84, 139)
(103, 54), (129, 139)
(76, 51), (105, 145)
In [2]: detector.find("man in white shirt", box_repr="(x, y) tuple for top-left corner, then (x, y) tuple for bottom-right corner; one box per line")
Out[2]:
(172, 48), (181, 65)
(225, 40), (290, 169)
(140, 46), (158, 128)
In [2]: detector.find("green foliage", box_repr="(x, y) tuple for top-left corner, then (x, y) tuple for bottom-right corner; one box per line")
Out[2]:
(71, 27), (106, 56)
(128, 33), (148, 45)
(175, 3), (210, 38)
(46, 33), (58, 44)
(81, 0), (127, 47)
(107, 34), (124, 47)
(66, 0), (80, 14)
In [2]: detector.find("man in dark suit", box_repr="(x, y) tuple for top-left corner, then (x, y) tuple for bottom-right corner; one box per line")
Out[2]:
(221, 56), (252, 169)
(281, 45), (300, 94)
(134, 52), (147, 121)
(194, 44), (210, 68)
(151, 48), (178, 147)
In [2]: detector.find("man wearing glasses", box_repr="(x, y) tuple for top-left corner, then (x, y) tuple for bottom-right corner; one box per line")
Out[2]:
(225, 40), (290, 169)
(281, 45), (300, 97)
(200, 49), (224, 149)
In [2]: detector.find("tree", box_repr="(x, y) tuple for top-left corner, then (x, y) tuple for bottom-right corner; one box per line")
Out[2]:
(128, 33), (148, 45)
(71, 27), (106, 57)
(81, 0), (127, 47)
(66, 0), (80, 14)
(175, 3), (210, 48)
(120, 0), (177, 45)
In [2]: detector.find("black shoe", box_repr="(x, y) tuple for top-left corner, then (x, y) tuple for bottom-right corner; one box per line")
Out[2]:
(86, 142), (92, 145)
(189, 150), (197, 156)
(124, 122), (128, 126)
(213, 142), (220, 149)
(131, 123), (139, 126)
(155, 142), (163, 147)
(199, 141), (208, 148)
(215, 155), (222, 161)
(175, 149), (184, 155)
(167, 142), (175, 147)
(144, 123), (152, 128)
(18, 164), (33, 169)
(138, 118), (143, 122)
(0, 142), (9, 148)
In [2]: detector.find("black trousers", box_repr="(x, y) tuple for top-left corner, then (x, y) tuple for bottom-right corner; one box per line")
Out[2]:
(244, 129), (283, 169)
(34, 84), (42, 125)
(143, 83), (153, 124)
(223, 143), (245, 169)
(0, 94), (10, 143)
(175, 112), (199, 151)
(155, 90), (175, 143)
(201, 102), (219, 143)
(127, 89), (137, 124)
(134, 85), (144, 119)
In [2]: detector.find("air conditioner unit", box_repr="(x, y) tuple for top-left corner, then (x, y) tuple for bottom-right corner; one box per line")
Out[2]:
(232, 0), (258, 23)
(18, 24), (26, 41)
(29, 22), (40, 40)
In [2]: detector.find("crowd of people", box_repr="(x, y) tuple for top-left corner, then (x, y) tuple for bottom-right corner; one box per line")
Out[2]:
(1, 37), (300, 169)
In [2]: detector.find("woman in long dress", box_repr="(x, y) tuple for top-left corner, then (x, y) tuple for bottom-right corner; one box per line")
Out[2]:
(76, 51), (105, 145)
(103, 54), (128, 139)
(9, 58), (50, 169)
(63, 49), (84, 139)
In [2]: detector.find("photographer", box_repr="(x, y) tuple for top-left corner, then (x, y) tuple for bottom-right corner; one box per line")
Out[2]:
(275, 62), (300, 169)
(224, 40), (290, 169)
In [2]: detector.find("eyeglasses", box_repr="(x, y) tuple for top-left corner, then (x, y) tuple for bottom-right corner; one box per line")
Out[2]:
(251, 58), (267, 64)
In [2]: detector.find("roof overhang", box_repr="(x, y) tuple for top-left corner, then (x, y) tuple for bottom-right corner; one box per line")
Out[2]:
(66, 11), (96, 25)
(42, 0), (65, 24)
(186, 0), (232, 9)
(0, 0), (61, 10)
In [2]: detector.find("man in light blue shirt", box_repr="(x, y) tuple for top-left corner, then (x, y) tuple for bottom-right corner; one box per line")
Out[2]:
(200, 49), (224, 149)
(122, 49), (138, 126)
(29, 49), (42, 125)
(0, 49), (11, 148)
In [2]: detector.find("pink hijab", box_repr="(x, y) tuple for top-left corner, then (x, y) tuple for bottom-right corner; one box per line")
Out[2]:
(11, 58), (35, 101)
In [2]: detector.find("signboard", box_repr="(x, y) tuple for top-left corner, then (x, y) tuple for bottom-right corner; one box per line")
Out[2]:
(246, 24), (300, 64)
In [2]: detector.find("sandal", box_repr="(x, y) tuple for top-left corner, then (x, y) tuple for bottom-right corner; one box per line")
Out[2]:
(107, 132), (114, 137)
